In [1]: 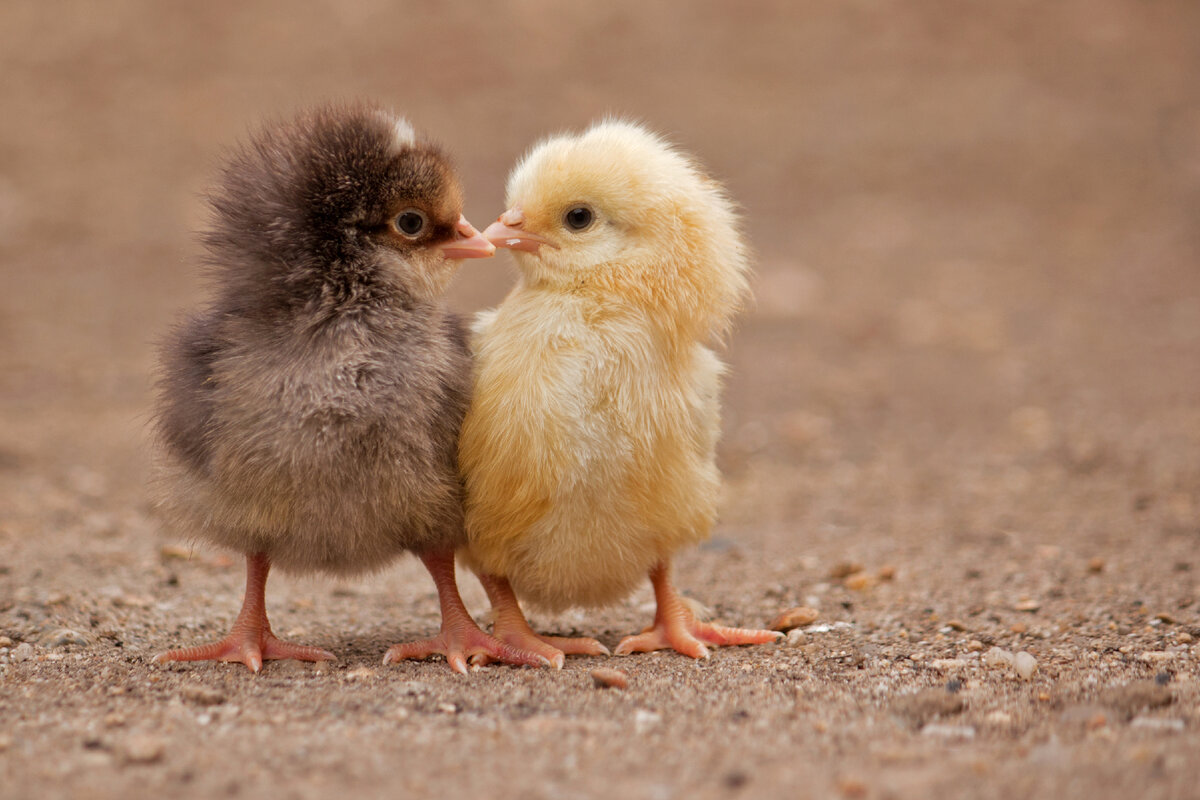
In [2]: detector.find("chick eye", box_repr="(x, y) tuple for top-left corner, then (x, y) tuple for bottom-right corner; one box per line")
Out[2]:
(394, 209), (427, 237)
(564, 206), (593, 231)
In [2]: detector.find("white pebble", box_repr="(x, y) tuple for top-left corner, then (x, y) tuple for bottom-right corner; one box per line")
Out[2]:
(921, 724), (976, 739)
(983, 647), (1014, 669)
(1014, 651), (1038, 680)
(784, 629), (807, 648)
(634, 709), (662, 734)
(11, 643), (34, 663)
(1130, 716), (1185, 733)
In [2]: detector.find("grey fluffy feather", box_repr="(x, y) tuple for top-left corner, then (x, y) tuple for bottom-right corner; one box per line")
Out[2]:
(154, 104), (472, 575)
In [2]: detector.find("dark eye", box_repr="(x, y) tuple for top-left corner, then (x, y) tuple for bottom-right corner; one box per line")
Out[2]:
(564, 205), (593, 231)
(394, 209), (426, 237)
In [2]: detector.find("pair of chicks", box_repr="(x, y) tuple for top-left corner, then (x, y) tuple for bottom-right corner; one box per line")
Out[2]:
(154, 104), (780, 674)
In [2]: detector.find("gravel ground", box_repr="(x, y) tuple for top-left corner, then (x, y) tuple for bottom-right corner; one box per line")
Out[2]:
(2, 2), (1198, 799)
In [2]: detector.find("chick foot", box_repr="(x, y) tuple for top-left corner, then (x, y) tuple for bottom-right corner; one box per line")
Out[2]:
(383, 551), (549, 673)
(469, 574), (609, 669)
(615, 561), (782, 659)
(154, 552), (335, 673)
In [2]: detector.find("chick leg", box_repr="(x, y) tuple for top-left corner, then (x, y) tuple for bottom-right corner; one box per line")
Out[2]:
(383, 551), (549, 673)
(615, 560), (782, 659)
(153, 552), (335, 673)
(471, 574), (610, 670)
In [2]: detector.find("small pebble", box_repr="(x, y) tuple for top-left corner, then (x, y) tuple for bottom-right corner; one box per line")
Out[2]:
(1014, 651), (1038, 680)
(892, 688), (964, 725)
(837, 778), (868, 798)
(1087, 557), (1105, 573)
(1129, 716), (1185, 733)
(1177, 632), (1193, 644)
(983, 647), (1014, 669)
(160, 545), (193, 560)
(1138, 651), (1176, 664)
(784, 629), (807, 647)
(843, 572), (874, 591)
(770, 606), (819, 631)
(1101, 681), (1173, 718)
(40, 628), (90, 648)
(944, 619), (966, 632)
(112, 594), (153, 609)
(0, 636), (13, 648)
(344, 667), (377, 681)
(120, 735), (165, 765)
(965, 639), (984, 652)
(436, 702), (458, 714)
(876, 565), (897, 581)
(921, 723), (976, 739)
(181, 684), (226, 706)
(634, 709), (661, 734)
(930, 658), (967, 673)
(1013, 598), (1041, 613)
(829, 562), (863, 579)
(11, 643), (34, 662)
(590, 668), (629, 689)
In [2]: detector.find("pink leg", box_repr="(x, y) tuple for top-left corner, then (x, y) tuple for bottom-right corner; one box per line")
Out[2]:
(383, 551), (550, 674)
(471, 574), (609, 670)
(154, 552), (335, 673)
(615, 560), (782, 659)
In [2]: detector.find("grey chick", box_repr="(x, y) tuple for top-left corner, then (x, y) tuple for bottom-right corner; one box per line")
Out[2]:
(153, 104), (545, 673)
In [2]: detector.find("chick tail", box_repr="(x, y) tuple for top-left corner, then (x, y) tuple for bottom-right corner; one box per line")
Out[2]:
(382, 550), (551, 673)
(613, 560), (783, 659)
(152, 552), (336, 672)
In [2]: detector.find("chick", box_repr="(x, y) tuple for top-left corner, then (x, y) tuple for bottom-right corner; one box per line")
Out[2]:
(459, 120), (781, 664)
(153, 104), (545, 673)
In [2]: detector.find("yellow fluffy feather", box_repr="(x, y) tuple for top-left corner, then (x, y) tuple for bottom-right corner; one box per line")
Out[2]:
(460, 121), (777, 661)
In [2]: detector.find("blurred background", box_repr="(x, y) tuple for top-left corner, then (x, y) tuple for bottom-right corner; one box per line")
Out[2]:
(0, 0), (1197, 602)
(2, 3), (1199, 797)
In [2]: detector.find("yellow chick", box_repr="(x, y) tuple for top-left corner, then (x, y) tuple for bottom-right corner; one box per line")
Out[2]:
(459, 120), (781, 665)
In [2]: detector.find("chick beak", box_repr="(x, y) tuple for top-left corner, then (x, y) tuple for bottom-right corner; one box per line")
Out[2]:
(438, 215), (496, 260)
(482, 207), (554, 254)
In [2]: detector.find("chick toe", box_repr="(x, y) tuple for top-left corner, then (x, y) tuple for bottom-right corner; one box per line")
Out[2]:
(383, 552), (549, 672)
(154, 553), (335, 672)
(614, 561), (782, 659)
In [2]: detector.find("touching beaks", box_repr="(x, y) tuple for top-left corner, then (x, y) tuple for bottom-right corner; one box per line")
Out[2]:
(482, 206), (555, 254)
(438, 215), (496, 260)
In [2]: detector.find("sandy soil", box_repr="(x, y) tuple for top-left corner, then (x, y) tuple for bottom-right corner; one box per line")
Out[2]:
(1, 2), (1199, 798)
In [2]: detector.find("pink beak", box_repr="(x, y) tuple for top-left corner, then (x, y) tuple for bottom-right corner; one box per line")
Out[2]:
(482, 207), (555, 254)
(438, 215), (496, 260)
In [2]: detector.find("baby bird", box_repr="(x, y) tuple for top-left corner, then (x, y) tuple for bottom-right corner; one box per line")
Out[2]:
(153, 104), (545, 673)
(459, 120), (782, 665)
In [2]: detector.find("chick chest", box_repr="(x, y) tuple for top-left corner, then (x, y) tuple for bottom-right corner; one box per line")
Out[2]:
(461, 292), (723, 609)
(184, 309), (469, 573)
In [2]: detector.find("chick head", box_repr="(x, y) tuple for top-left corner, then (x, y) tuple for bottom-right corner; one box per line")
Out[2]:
(484, 120), (750, 339)
(205, 103), (492, 305)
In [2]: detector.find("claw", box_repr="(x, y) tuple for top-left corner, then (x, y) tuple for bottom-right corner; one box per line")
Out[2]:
(616, 561), (781, 659)
(155, 553), (336, 672)
(383, 551), (548, 672)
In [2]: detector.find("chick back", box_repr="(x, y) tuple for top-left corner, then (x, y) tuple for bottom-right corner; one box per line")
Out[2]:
(460, 289), (723, 611)
(156, 302), (471, 575)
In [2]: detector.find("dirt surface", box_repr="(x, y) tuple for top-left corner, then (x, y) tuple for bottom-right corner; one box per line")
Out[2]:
(2, 2), (1199, 798)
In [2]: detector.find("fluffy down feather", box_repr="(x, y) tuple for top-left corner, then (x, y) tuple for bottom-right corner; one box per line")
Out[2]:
(460, 120), (750, 612)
